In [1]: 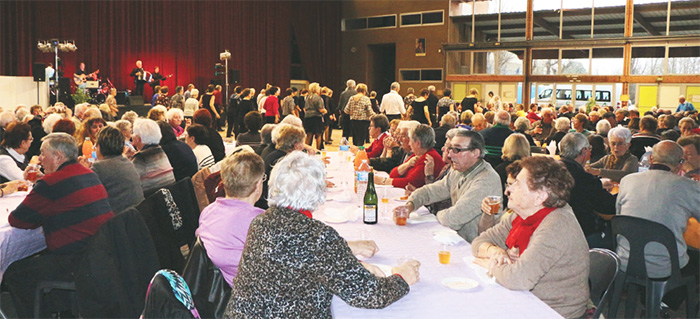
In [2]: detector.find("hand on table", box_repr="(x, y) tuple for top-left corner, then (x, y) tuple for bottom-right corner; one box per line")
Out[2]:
(405, 183), (416, 196)
(361, 262), (386, 277)
(1, 180), (29, 195)
(348, 240), (379, 258)
(392, 260), (421, 285)
(325, 180), (335, 188)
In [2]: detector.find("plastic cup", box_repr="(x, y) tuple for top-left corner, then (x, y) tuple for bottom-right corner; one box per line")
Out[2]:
(393, 207), (409, 226)
(439, 250), (451, 264)
(486, 195), (501, 214)
(381, 188), (389, 204)
(26, 164), (40, 184)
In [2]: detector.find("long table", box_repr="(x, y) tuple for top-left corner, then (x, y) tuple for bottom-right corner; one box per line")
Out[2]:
(0, 191), (46, 281)
(318, 151), (563, 318)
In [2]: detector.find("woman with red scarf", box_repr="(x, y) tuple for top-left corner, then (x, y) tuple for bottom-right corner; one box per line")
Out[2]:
(471, 156), (590, 319)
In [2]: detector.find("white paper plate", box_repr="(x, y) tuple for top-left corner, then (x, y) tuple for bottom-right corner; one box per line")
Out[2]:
(441, 277), (479, 291)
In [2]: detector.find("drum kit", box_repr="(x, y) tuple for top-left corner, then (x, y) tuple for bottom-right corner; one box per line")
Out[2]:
(86, 78), (117, 104)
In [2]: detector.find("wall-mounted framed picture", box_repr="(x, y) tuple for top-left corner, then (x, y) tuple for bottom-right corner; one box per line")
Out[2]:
(415, 38), (426, 56)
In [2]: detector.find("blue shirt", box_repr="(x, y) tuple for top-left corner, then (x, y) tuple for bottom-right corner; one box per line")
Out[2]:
(676, 102), (696, 113)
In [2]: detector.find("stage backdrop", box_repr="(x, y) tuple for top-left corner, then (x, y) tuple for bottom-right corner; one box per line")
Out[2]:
(0, 0), (341, 100)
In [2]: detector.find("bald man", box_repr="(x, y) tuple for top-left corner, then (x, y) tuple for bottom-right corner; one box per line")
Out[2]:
(615, 140), (700, 309)
(478, 110), (513, 167)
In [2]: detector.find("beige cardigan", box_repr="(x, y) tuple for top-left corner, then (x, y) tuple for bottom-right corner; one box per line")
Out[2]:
(471, 205), (589, 319)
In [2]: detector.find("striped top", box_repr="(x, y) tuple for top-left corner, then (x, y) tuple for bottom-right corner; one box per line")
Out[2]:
(132, 145), (176, 194)
(9, 161), (114, 254)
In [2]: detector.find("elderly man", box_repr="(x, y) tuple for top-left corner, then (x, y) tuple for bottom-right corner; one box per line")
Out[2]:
(399, 129), (502, 241)
(380, 82), (406, 121)
(434, 114), (456, 155)
(559, 133), (616, 249)
(471, 113), (488, 132)
(370, 120), (418, 173)
(338, 79), (357, 139)
(615, 109), (629, 126)
(479, 110), (513, 167)
(529, 107), (555, 142)
(131, 118), (176, 194)
(5, 133), (114, 317)
(676, 95), (696, 114)
(616, 140), (700, 310)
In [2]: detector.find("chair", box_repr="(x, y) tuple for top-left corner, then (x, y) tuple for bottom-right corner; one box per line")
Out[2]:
(182, 237), (231, 319)
(137, 178), (201, 272)
(607, 215), (699, 319)
(34, 208), (160, 318)
(588, 248), (620, 319)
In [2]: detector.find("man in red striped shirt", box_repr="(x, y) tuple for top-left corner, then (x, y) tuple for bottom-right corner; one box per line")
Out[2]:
(5, 132), (113, 317)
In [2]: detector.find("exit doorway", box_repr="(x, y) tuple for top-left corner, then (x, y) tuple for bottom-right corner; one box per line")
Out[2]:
(367, 44), (396, 101)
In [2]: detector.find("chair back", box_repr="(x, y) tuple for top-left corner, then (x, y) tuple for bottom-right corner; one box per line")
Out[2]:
(141, 269), (201, 319)
(588, 248), (620, 319)
(182, 237), (231, 319)
(611, 215), (682, 281)
(75, 207), (160, 318)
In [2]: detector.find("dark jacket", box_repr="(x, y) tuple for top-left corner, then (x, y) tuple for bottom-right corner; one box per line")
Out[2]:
(161, 140), (199, 182)
(560, 157), (616, 236)
(433, 125), (451, 156)
(369, 147), (407, 174)
(480, 124), (513, 167)
(205, 127), (226, 163)
(75, 208), (160, 318)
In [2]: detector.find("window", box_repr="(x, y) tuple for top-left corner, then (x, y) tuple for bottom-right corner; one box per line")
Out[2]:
(446, 51), (471, 75)
(668, 46), (700, 74)
(532, 49), (559, 75)
(631, 46), (665, 75)
(591, 48), (624, 75)
(400, 69), (443, 82)
(343, 15), (396, 31)
(561, 49), (590, 74)
(473, 52), (496, 74)
(400, 11), (444, 27)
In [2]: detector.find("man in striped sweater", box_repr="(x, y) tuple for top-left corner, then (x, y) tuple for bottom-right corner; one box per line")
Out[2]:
(4, 133), (114, 317)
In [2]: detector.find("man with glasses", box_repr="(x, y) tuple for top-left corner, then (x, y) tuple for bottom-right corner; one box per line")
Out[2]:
(398, 129), (502, 242)
(559, 132), (616, 249)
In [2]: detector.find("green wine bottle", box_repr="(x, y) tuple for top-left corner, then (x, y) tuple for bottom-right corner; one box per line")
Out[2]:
(363, 171), (378, 224)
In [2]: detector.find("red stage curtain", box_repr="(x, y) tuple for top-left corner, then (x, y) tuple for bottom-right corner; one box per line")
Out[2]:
(0, 0), (341, 99)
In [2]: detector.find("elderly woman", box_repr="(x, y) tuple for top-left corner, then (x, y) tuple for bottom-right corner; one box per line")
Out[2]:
(375, 124), (444, 189)
(256, 123), (276, 158)
(225, 151), (420, 318)
(679, 117), (697, 137)
(91, 126), (144, 212)
(569, 114), (590, 136)
(131, 118), (176, 194)
(165, 108), (185, 137)
(52, 119), (76, 136)
(596, 119), (611, 139)
(184, 88), (199, 120)
(472, 156), (589, 319)
(544, 117), (570, 153)
(304, 83), (328, 148)
(406, 128), (457, 214)
(494, 133), (530, 192)
(0, 122), (32, 183)
(157, 121), (198, 181)
(513, 117), (536, 146)
(344, 83), (375, 146)
(185, 124), (215, 170)
(196, 150), (266, 287)
(586, 126), (638, 182)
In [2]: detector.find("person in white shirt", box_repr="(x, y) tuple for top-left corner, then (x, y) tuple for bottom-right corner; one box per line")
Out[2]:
(380, 82), (406, 121)
(0, 122), (32, 183)
(185, 124), (215, 170)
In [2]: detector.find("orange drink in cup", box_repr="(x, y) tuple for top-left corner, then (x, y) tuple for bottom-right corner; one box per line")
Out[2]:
(381, 188), (389, 204)
(486, 195), (501, 214)
(439, 250), (451, 264)
(393, 207), (409, 226)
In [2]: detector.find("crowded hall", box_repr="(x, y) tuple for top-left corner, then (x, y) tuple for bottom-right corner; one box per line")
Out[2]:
(1, 0), (700, 318)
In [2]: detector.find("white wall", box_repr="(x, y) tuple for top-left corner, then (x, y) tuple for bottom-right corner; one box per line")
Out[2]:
(0, 76), (50, 111)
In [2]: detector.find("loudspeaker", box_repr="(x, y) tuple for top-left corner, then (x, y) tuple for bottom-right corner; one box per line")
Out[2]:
(229, 69), (240, 84)
(116, 91), (128, 105)
(58, 77), (71, 92)
(33, 63), (46, 81)
(128, 95), (144, 107)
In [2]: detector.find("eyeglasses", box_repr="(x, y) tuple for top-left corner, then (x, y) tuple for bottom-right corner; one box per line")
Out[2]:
(609, 141), (627, 147)
(446, 146), (474, 154)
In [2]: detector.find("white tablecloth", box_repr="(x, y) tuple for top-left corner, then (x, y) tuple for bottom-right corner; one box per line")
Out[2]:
(0, 191), (46, 281)
(318, 152), (563, 319)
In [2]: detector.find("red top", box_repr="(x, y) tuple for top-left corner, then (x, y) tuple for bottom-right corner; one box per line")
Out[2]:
(526, 111), (541, 124)
(263, 95), (279, 117)
(389, 148), (445, 189)
(365, 132), (387, 159)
